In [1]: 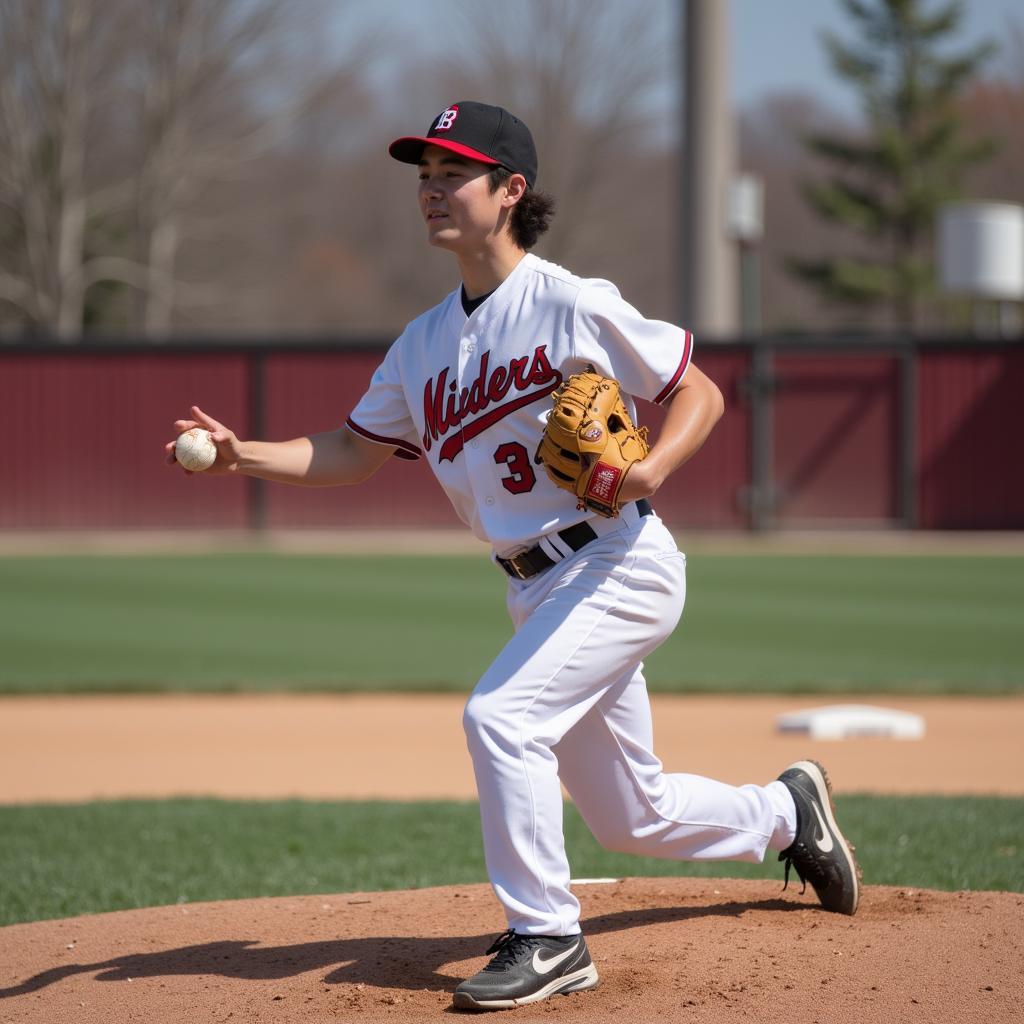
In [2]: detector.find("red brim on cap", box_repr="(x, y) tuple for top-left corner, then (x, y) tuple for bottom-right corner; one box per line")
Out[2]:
(389, 136), (502, 167)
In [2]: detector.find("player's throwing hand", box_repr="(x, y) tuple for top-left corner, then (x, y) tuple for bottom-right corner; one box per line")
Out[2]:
(165, 406), (242, 475)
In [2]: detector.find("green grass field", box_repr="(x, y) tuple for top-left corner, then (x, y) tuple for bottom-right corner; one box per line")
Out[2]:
(3, 550), (1021, 927)
(1, 552), (1021, 693)
(1, 796), (1021, 926)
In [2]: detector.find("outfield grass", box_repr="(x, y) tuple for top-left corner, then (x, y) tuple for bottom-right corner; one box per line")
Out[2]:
(1, 553), (1021, 693)
(1, 796), (1021, 926)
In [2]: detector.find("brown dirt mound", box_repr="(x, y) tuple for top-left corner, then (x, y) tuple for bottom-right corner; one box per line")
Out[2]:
(1, 879), (1020, 1023)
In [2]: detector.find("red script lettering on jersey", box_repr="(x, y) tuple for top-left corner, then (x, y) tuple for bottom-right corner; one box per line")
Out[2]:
(422, 345), (562, 463)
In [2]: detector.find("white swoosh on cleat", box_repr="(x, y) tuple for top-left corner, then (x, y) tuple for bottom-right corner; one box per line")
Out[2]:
(811, 803), (835, 853)
(532, 941), (580, 975)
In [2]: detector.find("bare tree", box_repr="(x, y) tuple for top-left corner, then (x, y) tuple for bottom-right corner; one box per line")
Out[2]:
(958, 14), (1024, 217)
(1000, 14), (1024, 85)
(123, 0), (334, 335)
(0, 0), (128, 337)
(0, 0), (376, 338)
(443, 0), (667, 267)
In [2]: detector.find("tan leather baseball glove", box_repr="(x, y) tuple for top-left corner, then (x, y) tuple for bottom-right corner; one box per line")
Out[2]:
(534, 366), (649, 518)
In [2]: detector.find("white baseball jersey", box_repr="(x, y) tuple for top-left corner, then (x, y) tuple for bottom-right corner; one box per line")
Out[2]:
(346, 251), (799, 940)
(346, 253), (694, 556)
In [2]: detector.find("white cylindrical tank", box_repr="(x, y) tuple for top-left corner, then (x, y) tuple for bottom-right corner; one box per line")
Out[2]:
(938, 202), (1024, 300)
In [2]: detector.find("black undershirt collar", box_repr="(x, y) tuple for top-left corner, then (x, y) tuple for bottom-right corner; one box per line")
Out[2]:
(461, 285), (496, 316)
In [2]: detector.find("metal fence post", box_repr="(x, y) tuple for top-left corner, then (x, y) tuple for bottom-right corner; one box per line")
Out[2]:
(899, 343), (918, 529)
(247, 350), (267, 532)
(749, 340), (775, 531)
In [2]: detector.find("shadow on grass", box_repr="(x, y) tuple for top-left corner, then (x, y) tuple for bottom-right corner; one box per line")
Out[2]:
(0, 897), (803, 999)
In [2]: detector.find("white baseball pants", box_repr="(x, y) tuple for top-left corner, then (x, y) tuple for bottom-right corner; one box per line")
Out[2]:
(464, 511), (797, 936)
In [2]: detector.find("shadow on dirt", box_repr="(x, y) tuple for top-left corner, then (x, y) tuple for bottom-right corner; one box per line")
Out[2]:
(0, 897), (804, 999)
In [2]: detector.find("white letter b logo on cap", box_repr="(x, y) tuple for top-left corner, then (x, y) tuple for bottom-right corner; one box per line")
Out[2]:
(434, 107), (458, 132)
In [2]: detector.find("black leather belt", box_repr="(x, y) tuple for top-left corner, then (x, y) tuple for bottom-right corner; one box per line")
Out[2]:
(497, 500), (653, 580)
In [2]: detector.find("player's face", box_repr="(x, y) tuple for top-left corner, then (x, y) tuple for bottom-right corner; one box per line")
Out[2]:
(417, 146), (507, 253)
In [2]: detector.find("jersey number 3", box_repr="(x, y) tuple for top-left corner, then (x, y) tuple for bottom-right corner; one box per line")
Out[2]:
(493, 442), (536, 495)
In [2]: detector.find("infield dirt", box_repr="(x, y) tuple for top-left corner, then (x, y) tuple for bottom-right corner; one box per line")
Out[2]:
(1, 693), (1021, 802)
(2, 693), (1022, 1022)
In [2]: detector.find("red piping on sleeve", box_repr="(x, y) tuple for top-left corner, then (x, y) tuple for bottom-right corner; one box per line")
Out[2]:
(654, 330), (694, 404)
(345, 417), (421, 461)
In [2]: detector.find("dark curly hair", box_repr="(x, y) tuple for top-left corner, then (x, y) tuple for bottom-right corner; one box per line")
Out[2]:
(488, 167), (555, 250)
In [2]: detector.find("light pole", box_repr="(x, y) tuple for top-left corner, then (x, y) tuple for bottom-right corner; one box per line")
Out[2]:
(681, 0), (737, 336)
(728, 173), (764, 335)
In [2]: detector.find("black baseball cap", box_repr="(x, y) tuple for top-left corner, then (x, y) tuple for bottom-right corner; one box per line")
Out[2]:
(389, 101), (538, 189)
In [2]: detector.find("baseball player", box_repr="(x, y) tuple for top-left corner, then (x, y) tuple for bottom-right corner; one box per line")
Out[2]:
(167, 101), (859, 1011)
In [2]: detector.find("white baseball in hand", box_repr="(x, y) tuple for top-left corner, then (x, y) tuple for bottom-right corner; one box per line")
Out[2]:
(175, 428), (218, 471)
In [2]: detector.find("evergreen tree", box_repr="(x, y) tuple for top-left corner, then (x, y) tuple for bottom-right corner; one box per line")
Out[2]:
(791, 0), (995, 329)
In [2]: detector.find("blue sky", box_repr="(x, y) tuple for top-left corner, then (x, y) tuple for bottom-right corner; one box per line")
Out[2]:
(732, 0), (1021, 116)
(342, 0), (1021, 124)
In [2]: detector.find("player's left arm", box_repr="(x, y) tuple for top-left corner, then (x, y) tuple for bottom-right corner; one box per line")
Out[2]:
(618, 361), (724, 503)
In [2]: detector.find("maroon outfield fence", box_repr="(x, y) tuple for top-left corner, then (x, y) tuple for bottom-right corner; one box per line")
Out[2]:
(1, 337), (1021, 532)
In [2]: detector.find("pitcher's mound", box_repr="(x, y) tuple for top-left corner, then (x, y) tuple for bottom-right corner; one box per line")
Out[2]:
(1, 878), (1020, 1023)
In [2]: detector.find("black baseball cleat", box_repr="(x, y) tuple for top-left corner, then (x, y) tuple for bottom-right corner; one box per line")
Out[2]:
(452, 929), (599, 1011)
(777, 759), (861, 915)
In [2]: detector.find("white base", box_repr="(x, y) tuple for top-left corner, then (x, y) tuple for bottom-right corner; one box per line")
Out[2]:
(776, 703), (925, 740)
